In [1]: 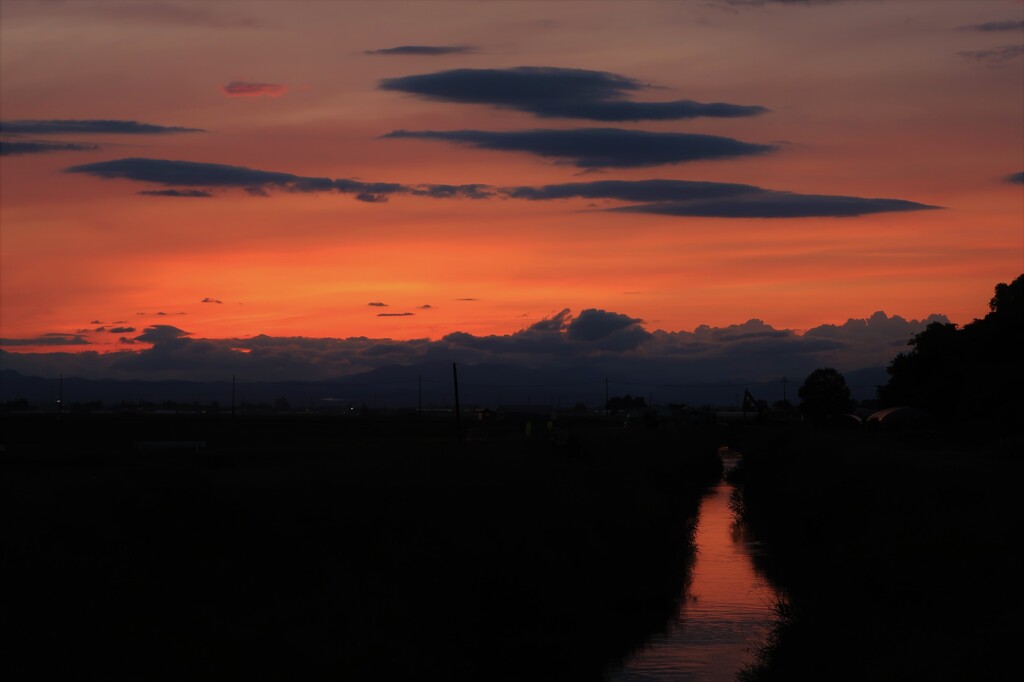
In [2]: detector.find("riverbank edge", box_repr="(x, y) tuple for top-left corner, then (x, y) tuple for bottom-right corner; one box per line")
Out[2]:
(723, 424), (1023, 681)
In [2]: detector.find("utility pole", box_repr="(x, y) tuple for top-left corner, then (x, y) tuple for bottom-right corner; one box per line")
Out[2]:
(231, 374), (236, 416)
(782, 376), (788, 403)
(57, 374), (63, 419)
(452, 363), (462, 441)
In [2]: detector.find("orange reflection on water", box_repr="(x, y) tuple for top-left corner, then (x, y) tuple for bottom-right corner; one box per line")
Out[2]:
(610, 458), (777, 682)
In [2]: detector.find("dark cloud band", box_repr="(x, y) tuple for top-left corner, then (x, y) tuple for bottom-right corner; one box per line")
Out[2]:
(66, 158), (493, 198)
(63, 159), (936, 217)
(383, 128), (775, 168)
(0, 140), (99, 156)
(502, 179), (937, 218)
(137, 189), (213, 198)
(0, 334), (89, 347)
(960, 20), (1024, 32)
(613, 193), (938, 218)
(503, 179), (762, 202)
(68, 158), (327, 188)
(957, 45), (1024, 64)
(380, 67), (768, 121)
(367, 45), (475, 56)
(0, 119), (205, 135)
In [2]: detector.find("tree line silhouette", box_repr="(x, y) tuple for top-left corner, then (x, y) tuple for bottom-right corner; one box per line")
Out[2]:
(796, 274), (1022, 430)
(878, 274), (1022, 426)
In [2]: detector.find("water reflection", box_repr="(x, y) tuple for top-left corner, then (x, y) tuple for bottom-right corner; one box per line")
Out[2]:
(607, 452), (778, 681)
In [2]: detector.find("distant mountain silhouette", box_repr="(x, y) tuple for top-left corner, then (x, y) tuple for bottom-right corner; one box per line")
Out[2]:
(2, 361), (890, 411)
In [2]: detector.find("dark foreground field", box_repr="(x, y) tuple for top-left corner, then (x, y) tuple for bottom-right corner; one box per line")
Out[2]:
(1, 413), (722, 681)
(726, 424), (1023, 681)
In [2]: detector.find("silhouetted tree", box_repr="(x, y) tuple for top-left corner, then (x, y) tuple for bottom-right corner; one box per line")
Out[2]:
(798, 368), (854, 425)
(877, 321), (964, 417)
(879, 274), (1023, 426)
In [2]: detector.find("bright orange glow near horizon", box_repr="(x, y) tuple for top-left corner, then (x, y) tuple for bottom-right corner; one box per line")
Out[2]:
(2, 0), (1022, 367)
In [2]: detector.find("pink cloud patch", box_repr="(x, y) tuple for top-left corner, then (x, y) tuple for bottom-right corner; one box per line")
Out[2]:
(222, 81), (287, 98)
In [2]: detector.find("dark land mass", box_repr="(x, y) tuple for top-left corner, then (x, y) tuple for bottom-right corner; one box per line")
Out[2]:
(0, 363), (890, 410)
(726, 423), (1023, 681)
(1, 412), (723, 681)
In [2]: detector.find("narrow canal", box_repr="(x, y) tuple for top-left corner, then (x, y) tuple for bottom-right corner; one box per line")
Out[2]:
(607, 450), (778, 681)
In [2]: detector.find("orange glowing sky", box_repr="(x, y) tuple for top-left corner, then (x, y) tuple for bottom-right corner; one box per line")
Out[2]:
(2, 0), (1022, 359)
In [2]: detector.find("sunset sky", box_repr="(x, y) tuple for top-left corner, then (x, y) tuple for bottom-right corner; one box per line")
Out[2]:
(1, 0), (1022, 389)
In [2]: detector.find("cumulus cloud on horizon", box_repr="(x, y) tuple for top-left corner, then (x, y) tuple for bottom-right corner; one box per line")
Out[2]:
(380, 66), (768, 121)
(133, 325), (192, 343)
(0, 309), (952, 401)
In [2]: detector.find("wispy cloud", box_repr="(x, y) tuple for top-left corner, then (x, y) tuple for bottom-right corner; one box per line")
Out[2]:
(957, 45), (1024, 65)
(0, 140), (98, 156)
(380, 67), (768, 121)
(14, 1), (261, 29)
(503, 179), (761, 202)
(366, 45), (475, 56)
(377, 312), (414, 317)
(1005, 171), (1024, 184)
(368, 302), (389, 307)
(719, 0), (849, 6)
(0, 333), (90, 347)
(67, 158), (493, 198)
(502, 178), (938, 218)
(201, 298), (223, 304)
(0, 119), (205, 135)
(959, 20), (1024, 33)
(68, 158), (329, 189)
(613, 193), (938, 218)
(222, 81), (288, 97)
(383, 128), (775, 168)
(64, 158), (937, 218)
(138, 189), (213, 198)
